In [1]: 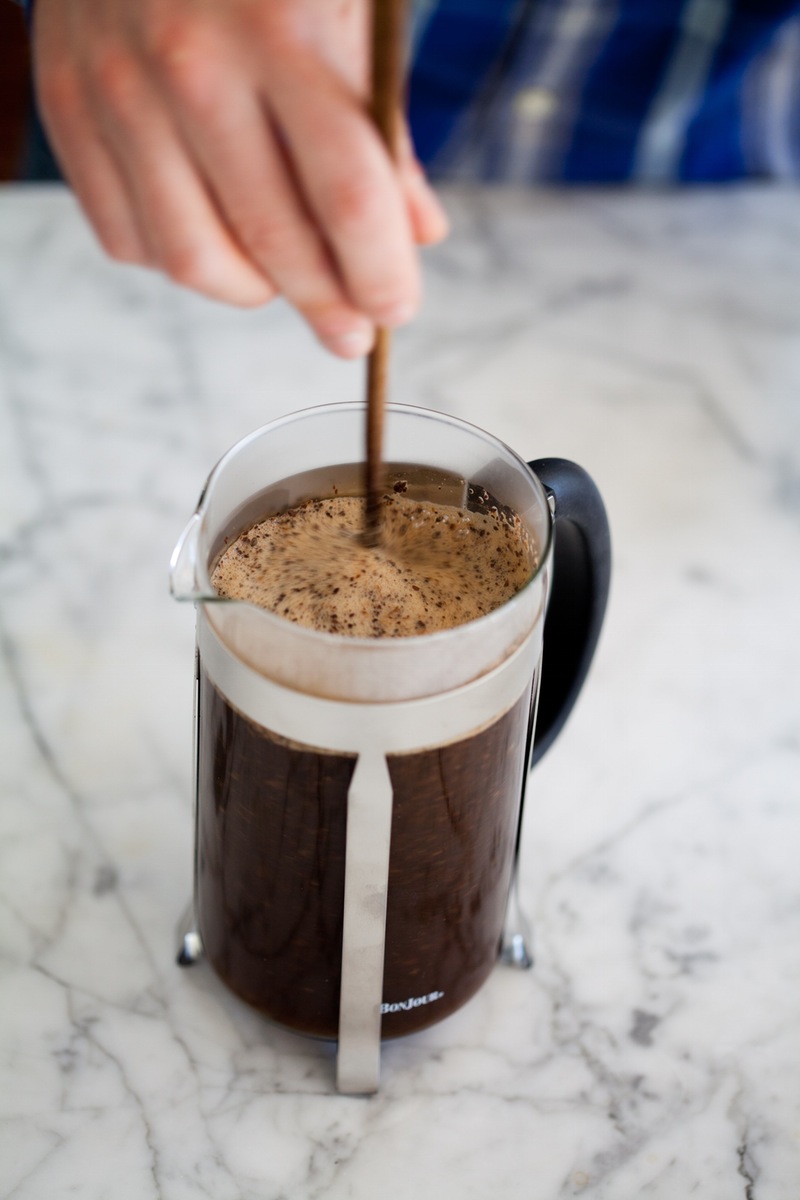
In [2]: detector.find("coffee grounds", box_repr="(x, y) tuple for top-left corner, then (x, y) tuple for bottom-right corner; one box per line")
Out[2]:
(211, 493), (535, 637)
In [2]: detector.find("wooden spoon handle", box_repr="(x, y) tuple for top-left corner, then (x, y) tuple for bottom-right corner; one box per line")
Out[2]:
(364, 0), (407, 547)
(369, 0), (407, 150)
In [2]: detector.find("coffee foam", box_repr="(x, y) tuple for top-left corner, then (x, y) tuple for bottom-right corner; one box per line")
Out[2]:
(211, 493), (536, 638)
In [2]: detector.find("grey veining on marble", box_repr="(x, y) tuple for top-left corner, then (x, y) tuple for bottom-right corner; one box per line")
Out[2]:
(1, 184), (800, 1198)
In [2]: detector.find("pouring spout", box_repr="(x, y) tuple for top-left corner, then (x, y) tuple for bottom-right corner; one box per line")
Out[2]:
(169, 512), (212, 602)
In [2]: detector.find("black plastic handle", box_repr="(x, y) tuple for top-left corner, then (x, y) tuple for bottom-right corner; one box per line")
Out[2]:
(527, 458), (611, 766)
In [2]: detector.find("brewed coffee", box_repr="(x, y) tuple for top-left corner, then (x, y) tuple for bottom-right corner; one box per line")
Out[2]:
(197, 668), (530, 1038)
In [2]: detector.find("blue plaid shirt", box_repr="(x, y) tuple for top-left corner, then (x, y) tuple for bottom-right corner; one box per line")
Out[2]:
(14, 0), (800, 183)
(409, 0), (800, 181)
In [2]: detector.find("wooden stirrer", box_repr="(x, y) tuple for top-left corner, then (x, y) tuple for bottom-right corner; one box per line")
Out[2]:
(364, 0), (407, 547)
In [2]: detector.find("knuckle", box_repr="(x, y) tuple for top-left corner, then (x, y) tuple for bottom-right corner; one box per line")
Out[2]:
(244, 1), (300, 51)
(240, 216), (300, 267)
(324, 175), (381, 231)
(88, 45), (141, 118)
(161, 242), (211, 292)
(37, 63), (82, 121)
(146, 19), (221, 110)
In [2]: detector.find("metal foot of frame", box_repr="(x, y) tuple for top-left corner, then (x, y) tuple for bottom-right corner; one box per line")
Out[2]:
(500, 879), (534, 970)
(175, 902), (204, 967)
(500, 930), (534, 970)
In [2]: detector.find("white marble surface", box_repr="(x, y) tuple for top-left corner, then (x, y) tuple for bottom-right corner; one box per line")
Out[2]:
(1, 183), (800, 1198)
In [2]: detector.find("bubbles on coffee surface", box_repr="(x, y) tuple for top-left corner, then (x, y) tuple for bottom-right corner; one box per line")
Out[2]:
(211, 491), (536, 637)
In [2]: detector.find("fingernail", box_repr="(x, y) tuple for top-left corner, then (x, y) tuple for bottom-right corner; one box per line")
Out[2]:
(325, 328), (375, 358)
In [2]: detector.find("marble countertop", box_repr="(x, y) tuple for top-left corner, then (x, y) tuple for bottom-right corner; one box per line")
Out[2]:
(1, 183), (799, 1198)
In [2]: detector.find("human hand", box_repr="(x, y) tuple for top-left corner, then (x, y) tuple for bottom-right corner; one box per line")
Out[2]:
(32, 0), (448, 357)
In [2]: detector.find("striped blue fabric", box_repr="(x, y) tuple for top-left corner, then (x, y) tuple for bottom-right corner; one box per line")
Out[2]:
(408, 0), (800, 181)
(407, 0), (523, 164)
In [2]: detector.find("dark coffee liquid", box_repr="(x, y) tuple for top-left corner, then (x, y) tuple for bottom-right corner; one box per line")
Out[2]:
(197, 668), (532, 1038)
